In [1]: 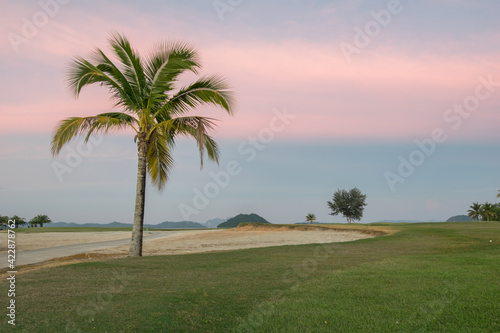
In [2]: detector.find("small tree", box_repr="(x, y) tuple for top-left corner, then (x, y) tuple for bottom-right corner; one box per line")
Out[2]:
(30, 214), (52, 228)
(305, 213), (316, 224)
(327, 188), (367, 224)
(468, 202), (482, 221)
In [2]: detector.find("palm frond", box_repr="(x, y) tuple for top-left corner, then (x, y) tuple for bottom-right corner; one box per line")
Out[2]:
(157, 75), (234, 120)
(108, 32), (147, 108)
(145, 41), (201, 108)
(67, 56), (126, 99)
(147, 131), (174, 190)
(152, 116), (219, 167)
(90, 49), (142, 112)
(51, 113), (137, 156)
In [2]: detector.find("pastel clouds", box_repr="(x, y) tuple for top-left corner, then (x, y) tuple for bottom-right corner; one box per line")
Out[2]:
(1, 1), (499, 143)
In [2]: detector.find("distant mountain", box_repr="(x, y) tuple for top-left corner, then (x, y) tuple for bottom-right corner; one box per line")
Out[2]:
(205, 217), (230, 228)
(47, 221), (130, 228)
(446, 215), (473, 222)
(47, 221), (206, 229)
(217, 213), (270, 228)
(153, 221), (206, 229)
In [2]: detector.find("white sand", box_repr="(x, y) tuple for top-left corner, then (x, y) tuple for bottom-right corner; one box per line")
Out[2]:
(0, 227), (375, 256)
(91, 228), (374, 256)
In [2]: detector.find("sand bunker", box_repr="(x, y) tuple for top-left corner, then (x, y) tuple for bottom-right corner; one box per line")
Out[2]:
(1, 225), (384, 258)
(90, 226), (376, 256)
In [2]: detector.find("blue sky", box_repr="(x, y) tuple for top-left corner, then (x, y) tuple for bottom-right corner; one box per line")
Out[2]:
(0, 0), (499, 224)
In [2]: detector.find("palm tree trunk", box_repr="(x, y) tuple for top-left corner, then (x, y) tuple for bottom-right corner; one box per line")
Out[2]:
(129, 137), (148, 257)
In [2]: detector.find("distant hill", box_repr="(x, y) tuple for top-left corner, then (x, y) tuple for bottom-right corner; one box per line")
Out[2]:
(154, 221), (206, 229)
(47, 221), (131, 228)
(47, 221), (206, 229)
(217, 214), (270, 228)
(205, 217), (230, 228)
(446, 215), (473, 222)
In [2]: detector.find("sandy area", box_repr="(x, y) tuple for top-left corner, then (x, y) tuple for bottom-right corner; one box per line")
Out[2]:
(1, 225), (383, 256)
(0, 231), (139, 252)
(91, 227), (375, 256)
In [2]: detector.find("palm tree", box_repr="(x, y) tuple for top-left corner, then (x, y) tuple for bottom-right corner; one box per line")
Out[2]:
(306, 213), (316, 224)
(497, 190), (500, 199)
(468, 202), (482, 221)
(51, 33), (234, 257)
(0, 215), (8, 230)
(480, 203), (497, 222)
(30, 214), (52, 228)
(11, 215), (27, 228)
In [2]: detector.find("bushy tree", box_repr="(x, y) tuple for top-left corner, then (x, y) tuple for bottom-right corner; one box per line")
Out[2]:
(327, 188), (367, 223)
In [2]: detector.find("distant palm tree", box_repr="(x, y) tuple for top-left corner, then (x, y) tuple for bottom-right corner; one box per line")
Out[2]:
(497, 190), (500, 199)
(0, 215), (8, 230)
(468, 202), (482, 221)
(306, 213), (316, 224)
(11, 215), (27, 228)
(51, 33), (234, 257)
(480, 203), (497, 222)
(30, 214), (52, 228)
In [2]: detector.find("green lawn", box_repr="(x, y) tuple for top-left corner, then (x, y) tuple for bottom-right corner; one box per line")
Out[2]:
(1, 222), (499, 332)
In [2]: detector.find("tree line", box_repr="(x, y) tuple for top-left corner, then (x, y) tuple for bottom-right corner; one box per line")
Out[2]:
(467, 190), (500, 221)
(0, 214), (52, 229)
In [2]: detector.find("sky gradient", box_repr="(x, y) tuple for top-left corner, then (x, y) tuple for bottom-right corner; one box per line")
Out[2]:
(1, 0), (499, 224)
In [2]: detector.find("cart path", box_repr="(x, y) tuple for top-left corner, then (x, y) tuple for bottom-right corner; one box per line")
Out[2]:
(0, 231), (207, 269)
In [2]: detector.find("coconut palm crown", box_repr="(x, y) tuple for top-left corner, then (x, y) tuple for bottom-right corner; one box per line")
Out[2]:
(306, 213), (316, 224)
(467, 202), (482, 221)
(51, 33), (234, 257)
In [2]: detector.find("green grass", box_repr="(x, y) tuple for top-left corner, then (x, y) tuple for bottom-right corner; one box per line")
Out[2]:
(1, 222), (499, 332)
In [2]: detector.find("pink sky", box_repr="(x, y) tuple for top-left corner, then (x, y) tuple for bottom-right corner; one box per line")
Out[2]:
(1, 1), (499, 143)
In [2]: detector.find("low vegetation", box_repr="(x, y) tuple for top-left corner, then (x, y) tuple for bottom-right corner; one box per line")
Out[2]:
(1, 222), (498, 332)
